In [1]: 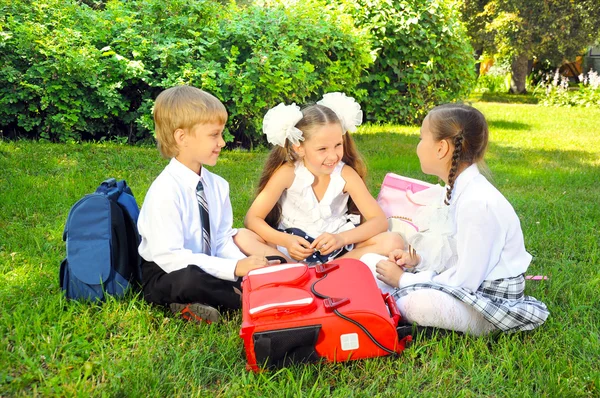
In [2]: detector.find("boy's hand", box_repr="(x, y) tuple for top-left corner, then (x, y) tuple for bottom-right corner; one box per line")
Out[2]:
(234, 255), (268, 277)
(388, 248), (420, 270)
(284, 235), (313, 261)
(311, 233), (345, 256)
(376, 259), (404, 288)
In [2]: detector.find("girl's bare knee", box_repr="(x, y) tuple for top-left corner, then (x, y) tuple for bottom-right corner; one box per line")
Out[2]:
(373, 231), (404, 254)
(386, 232), (405, 252)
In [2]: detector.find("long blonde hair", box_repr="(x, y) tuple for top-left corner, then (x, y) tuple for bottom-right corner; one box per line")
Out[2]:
(257, 104), (366, 227)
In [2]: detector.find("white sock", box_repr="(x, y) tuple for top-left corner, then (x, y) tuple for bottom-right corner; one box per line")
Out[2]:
(398, 289), (496, 336)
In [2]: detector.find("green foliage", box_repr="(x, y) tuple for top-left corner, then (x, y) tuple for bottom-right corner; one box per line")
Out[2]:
(343, 0), (476, 125)
(195, 1), (373, 145)
(0, 0), (138, 141)
(0, 0), (371, 144)
(459, 0), (600, 70)
(460, 0), (600, 61)
(458, 0), (600, 94)
(475, 63), (511, 93)
(535, 69), (600, 107)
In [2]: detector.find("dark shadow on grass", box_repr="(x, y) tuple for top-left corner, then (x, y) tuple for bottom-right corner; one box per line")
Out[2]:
(487, 120), (531, 131)
(469, 92), (539, 104)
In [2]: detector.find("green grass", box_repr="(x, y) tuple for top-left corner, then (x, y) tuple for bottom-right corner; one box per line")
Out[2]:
(1, 101), (599, 396)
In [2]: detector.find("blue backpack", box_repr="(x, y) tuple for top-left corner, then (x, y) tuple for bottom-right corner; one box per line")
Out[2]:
(60, 178), (142, 301)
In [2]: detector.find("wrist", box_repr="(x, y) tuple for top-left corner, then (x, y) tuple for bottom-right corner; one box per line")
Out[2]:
(415, 254), (422, 267)
(274, 230), (291, 247)
(396, 269), (404, 288)
(337, 233), (349, 247)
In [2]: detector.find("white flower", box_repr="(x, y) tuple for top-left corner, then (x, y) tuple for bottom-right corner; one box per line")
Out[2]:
(262, 103), (304, 147)
(317, 92), (363, 133)
(552, 69), (560, 87)
(588, 70), (599, 90)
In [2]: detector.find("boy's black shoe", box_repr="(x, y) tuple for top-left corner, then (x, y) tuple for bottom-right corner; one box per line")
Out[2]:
(169, 303), (220, 324)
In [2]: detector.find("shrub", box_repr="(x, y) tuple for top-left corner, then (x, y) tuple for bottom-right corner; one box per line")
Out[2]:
(0, 0), (139, 141)
(342, 0), (476, 125)
(0, 0), (228, 142)
(475, 62), (511, 93)
(88, 0), (229, 141)
(184, 1), (373, 145)
(0, 0), (372, 144)
(535, 69), (600, 108)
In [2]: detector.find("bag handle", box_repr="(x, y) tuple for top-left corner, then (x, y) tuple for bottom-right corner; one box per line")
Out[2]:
(99, 178), (117, 189)
(96, 178), (128, 200)
(383, 292), (401, 326)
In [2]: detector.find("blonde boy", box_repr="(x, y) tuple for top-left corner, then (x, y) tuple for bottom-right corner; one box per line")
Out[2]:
(138, 85), (281, 324)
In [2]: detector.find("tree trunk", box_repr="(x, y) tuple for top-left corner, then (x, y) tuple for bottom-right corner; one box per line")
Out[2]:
(474, 47), (483, 78)
(509, 53), (529, 94)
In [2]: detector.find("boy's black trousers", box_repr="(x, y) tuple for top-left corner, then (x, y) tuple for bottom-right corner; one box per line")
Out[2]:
(141, 260), (242, 311)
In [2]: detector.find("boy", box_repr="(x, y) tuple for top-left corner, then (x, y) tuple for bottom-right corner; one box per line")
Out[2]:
(138, 85), (281, 324)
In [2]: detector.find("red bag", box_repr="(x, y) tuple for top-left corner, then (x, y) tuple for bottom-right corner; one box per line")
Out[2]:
(240, 258), (411, 372)
(377, 173), (434, 232)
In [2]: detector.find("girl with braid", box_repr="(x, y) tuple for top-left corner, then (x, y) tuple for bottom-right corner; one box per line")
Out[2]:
(362, 104), (549, 335)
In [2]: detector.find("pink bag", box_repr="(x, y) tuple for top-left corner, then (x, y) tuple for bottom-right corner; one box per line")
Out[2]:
(376, 173), (434, 232)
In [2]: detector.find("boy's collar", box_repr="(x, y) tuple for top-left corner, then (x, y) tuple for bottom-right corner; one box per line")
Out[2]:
(169, 158), (208, 188)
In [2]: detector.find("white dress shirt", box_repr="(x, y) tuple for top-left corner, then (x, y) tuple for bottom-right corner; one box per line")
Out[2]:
(398, 164), (532, 292)
(138, 158), (244, 281)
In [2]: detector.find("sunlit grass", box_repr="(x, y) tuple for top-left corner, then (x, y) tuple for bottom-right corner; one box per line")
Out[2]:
(1, 101), (599, 396)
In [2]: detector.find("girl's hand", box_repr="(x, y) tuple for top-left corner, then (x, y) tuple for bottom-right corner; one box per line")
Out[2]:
(311, 233), (345, 256)
(388, 248), (420, 270)
(285, 235), (314, 261)
(376, 259), (404, 288)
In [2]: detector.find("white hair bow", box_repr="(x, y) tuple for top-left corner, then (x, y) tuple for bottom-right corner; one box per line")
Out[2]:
(317, 92), (363, 133)
(262, 103), (304, 147)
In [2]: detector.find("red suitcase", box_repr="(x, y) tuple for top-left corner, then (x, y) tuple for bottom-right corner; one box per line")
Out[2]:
(239, 258), (411, 371)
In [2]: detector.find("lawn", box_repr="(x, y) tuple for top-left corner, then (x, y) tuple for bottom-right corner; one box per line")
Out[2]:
(1, 100), (598, 397)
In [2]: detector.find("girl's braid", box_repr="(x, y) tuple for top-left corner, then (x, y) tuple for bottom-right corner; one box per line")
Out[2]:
(444, 133), (464, 206)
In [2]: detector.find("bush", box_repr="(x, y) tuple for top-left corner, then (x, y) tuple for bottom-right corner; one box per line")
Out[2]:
(535, 69), (600, 108)
(185, 1), (373, 145)
(88, 0), (232, 141)
(342, 0), (476, 125)
(475, 62), (511, 93)
(0, 0), (143, 141)
(0, 0), (371, 144)
(1, 0), (475, 143)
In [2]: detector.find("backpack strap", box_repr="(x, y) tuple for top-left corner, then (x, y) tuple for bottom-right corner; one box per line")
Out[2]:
(115, 181), (140, 224)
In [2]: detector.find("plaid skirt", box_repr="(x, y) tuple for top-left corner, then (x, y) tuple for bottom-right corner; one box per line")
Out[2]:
(392, 274), (549, 332)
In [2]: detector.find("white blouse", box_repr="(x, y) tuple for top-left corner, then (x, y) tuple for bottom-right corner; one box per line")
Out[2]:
(278, 161), (360, 238)
(398, 164), (532, 292)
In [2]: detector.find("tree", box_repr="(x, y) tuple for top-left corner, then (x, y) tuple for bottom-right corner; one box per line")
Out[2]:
(459, 0), (600, 93)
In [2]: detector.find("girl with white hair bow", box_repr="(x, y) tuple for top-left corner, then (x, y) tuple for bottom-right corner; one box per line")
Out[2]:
(243, 93), (403, 264)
